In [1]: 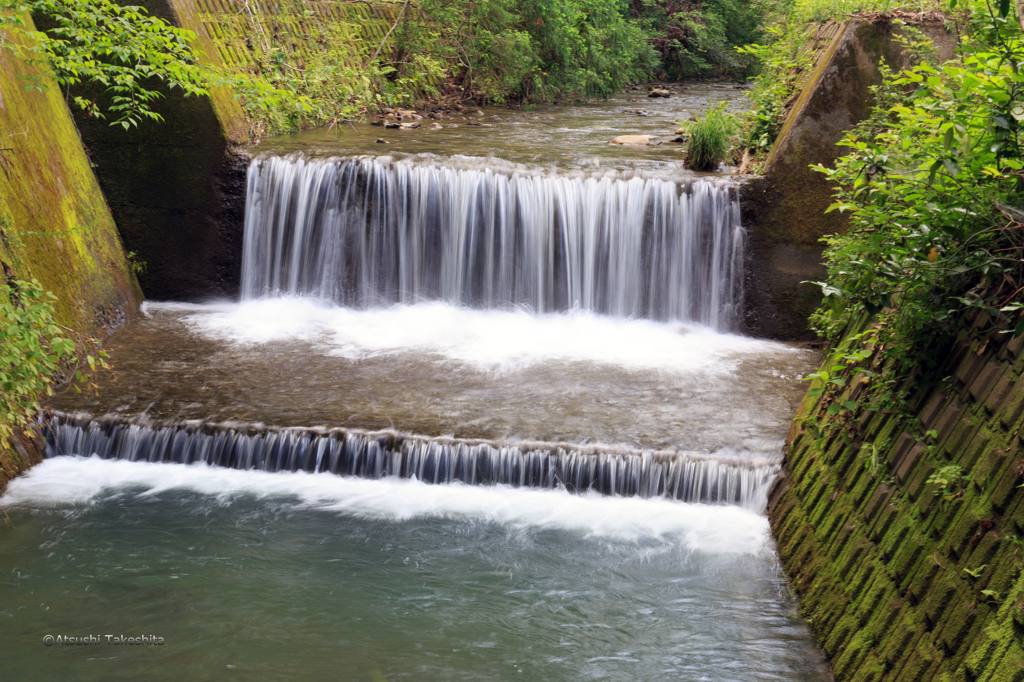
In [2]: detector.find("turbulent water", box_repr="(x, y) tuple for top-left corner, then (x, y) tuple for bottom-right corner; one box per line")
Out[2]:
(42, 412), (782, 509)
(242, 155), (743, 329)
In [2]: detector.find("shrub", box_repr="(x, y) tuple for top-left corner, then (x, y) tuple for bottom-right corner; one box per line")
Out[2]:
(0, 280), (74, 450)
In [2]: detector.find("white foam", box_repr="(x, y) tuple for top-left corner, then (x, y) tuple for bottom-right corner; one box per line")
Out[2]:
(2, 457), (771, 553)
(143, 299), (798, 374)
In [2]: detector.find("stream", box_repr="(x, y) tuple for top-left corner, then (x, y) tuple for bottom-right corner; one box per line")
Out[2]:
(1, 85), (832, 681)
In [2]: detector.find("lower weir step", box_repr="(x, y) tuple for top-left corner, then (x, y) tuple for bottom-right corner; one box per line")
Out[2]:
(41, 412), (780, 510)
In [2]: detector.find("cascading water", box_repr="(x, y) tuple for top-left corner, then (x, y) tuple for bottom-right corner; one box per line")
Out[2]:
(42, 412), (781, 510)
(241, 155), (744, 330)
(3, 97), (832, 682)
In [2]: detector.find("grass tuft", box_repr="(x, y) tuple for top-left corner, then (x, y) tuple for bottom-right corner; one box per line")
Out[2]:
(681, 102), (738, 172)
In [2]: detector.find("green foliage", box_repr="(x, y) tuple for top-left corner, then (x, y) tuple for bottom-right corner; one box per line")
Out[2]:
(0, 0), (207, 128)
(410, 0), (658, 103)
(0, 0), (308, 130)
(634, 0), (776, 80)
(736, 24), (817, 154)
(0, 280), (75, 450)
(680, 101), (738, 170)
(808, 4), (1024, 377)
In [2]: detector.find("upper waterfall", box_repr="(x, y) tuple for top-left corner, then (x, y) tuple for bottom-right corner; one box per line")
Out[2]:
(241, 154), (745, 330)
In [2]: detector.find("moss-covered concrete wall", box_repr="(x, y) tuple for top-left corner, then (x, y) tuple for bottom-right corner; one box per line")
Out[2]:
(772, 318), (1024, 680)
(187, 0), (405, 77)
(741, 18), (957, 341)
(0, 20), (141, 332)
(0, 18), (142, 488)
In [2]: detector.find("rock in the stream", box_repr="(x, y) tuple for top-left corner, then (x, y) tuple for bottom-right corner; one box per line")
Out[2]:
(609, 134), (652, 146)
(427, 122), (443, 130)
(375, 138), (389, 144)
(383, 121), (401, 129)
(399, 121), (421, 129)
(648, 89), (671, 98)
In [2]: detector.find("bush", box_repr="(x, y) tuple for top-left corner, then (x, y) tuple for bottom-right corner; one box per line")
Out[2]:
(0, 280), (74, 450)
(410, 0), (658, 103)
(808, 2), (1024, 375)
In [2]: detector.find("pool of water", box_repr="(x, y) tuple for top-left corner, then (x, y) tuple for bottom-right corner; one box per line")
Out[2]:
(1, 458), (831, 682)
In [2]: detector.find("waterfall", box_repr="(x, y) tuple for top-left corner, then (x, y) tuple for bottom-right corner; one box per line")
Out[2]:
(41, 413), (781, 511)
(241, 155), (745, 330)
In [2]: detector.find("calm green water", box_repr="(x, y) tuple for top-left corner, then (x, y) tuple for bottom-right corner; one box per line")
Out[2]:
(1, 459), (830, 681)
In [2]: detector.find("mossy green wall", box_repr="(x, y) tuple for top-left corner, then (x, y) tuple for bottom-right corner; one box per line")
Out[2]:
(0, 18), (141, 334)
(183, 0), (405, 78)
(772, 317), (1024, 681)
(0, 18), (141, 490)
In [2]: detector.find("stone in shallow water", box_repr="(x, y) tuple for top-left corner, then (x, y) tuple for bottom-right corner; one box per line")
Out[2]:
(610, 134), (651, 145)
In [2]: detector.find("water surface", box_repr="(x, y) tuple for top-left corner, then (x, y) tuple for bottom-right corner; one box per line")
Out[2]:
(257, 84), (750, 174)
(1, 458), (832, 682)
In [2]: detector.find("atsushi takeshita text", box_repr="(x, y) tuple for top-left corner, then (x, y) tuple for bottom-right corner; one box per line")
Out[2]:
(43, 634), (164, 646)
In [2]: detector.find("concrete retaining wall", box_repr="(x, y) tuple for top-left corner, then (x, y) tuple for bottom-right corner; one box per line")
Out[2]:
(0, 17), (142, 488)
(772, 317), (1024, 680)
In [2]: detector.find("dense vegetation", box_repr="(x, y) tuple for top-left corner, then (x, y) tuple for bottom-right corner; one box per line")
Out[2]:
(809, 0), (1024, 377)
(390, 0), (774, 103)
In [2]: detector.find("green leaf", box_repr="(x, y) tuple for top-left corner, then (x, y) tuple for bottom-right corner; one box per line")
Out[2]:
(844, 401), (858, 411)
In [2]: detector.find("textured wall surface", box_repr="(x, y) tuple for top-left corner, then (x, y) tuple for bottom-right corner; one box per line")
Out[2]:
(0, 18), (141, 488)
(771, 317), (1024, 681)
(0, 20), (141, 332)
(185, 0), (405, 75)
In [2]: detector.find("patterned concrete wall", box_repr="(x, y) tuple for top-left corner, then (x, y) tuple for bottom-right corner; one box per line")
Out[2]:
(772, 316), (1024, 680)
(186, 0), (405, 74)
